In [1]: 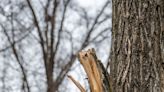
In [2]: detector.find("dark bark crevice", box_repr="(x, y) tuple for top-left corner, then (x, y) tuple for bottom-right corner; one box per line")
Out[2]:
(110, 0), (164, 92)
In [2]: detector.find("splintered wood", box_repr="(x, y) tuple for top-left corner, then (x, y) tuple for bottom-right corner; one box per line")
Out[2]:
(68, 48), (111, 92)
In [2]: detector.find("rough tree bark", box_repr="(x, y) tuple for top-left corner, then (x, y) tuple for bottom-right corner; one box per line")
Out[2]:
(110, 0), (164, 92)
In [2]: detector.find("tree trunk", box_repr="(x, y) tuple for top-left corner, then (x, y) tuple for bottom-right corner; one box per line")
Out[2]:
(110, 0), (164, 92)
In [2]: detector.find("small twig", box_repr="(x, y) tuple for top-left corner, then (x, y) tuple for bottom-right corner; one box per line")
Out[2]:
(67, 75), (86, 92)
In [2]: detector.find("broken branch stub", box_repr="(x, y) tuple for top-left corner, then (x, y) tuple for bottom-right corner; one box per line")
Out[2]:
(77, 48), (111, 92)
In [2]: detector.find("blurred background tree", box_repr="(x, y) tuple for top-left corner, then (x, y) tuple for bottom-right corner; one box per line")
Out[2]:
(0, 0), (111, 92)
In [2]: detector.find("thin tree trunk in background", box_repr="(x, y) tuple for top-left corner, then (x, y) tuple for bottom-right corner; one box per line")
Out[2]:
(110, 0), (164, 92)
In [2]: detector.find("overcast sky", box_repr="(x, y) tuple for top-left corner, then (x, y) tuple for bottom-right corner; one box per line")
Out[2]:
(77, 0), (105, 8)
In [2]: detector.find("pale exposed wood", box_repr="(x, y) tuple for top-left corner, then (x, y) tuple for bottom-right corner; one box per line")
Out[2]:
(78, 49), (103, 92)
(68, 48), (111, 92)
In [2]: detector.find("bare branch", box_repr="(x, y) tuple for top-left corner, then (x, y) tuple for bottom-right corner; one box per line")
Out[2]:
(53, 0), (71, 59)
(68, 75), (86, 92)
(82, 0), (110, 47)
(1, 24), (31, 92)
(26, 0), (45, 48)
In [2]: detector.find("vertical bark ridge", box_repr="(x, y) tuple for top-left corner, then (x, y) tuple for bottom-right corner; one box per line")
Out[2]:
(111, 0), (164, 92)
